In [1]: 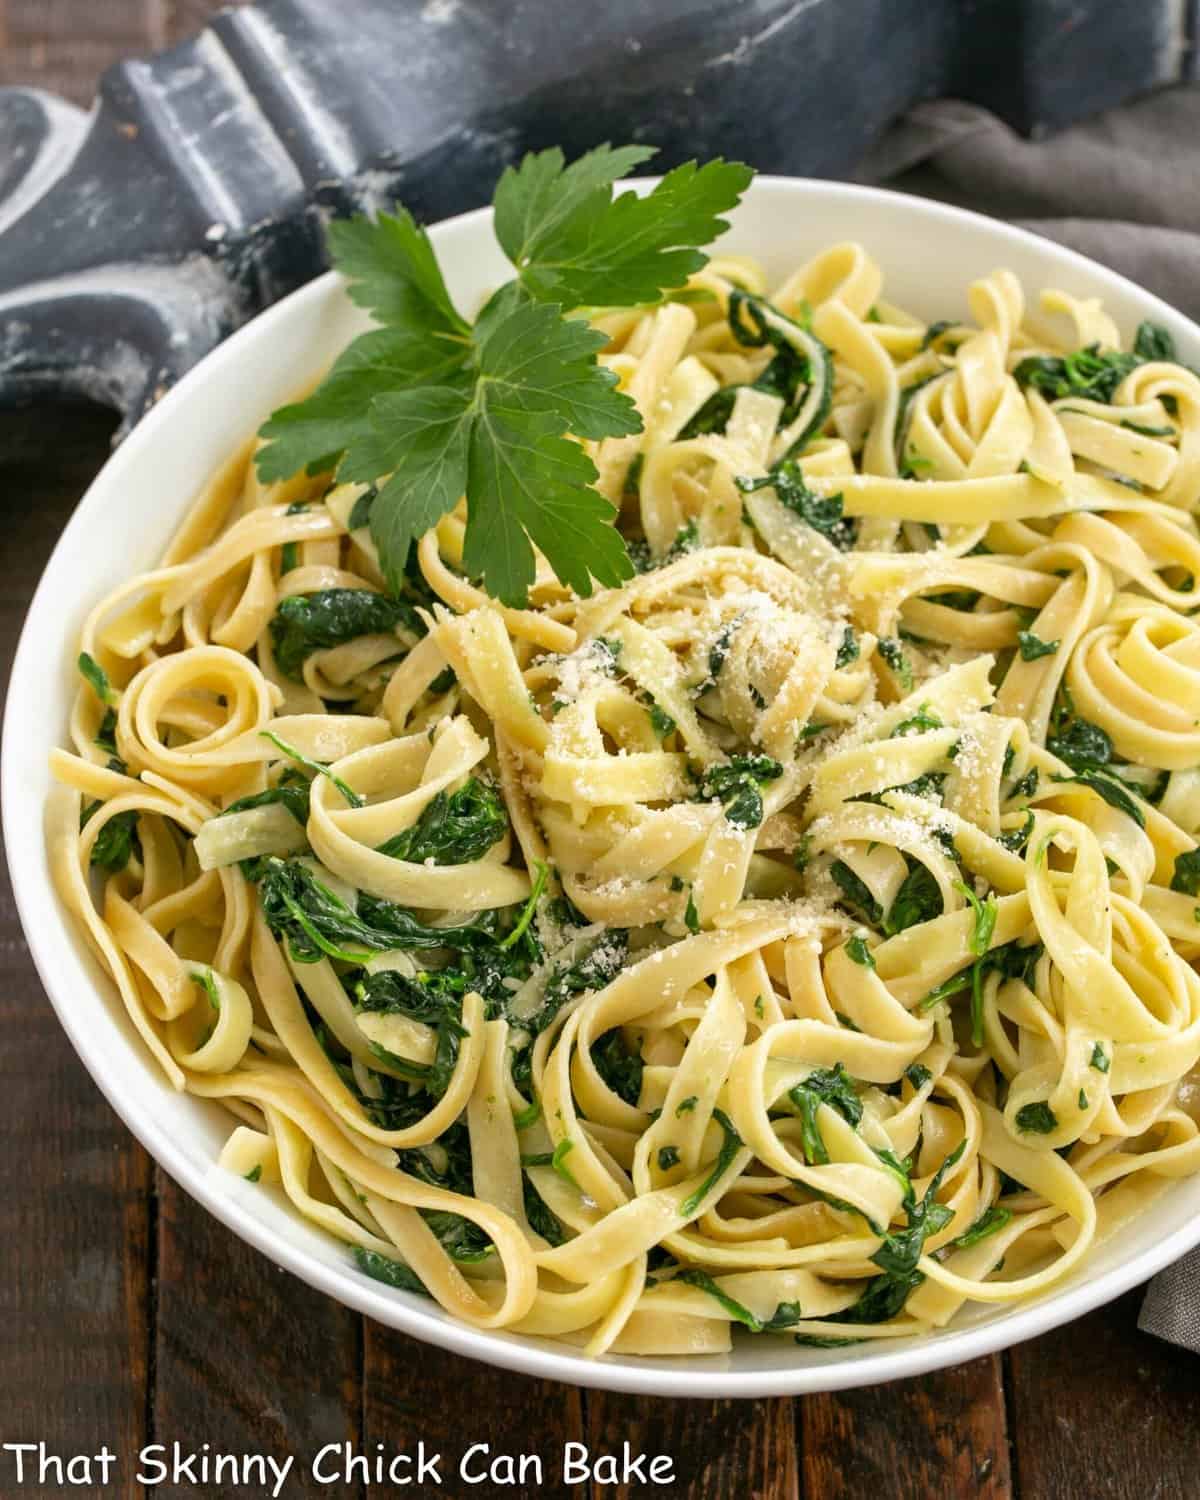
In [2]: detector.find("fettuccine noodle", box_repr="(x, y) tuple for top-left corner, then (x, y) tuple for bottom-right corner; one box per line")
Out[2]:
(50, 243), (1200, 1358)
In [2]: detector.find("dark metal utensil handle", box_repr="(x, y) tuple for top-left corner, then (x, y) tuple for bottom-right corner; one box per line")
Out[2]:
(0, 0), (1193, 433)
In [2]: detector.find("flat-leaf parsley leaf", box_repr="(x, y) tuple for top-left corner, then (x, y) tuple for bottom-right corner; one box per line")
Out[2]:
(256, 147), (752, 606)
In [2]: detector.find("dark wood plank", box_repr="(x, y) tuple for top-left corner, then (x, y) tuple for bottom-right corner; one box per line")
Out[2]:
(586, 1393), (797, 1500)
(800, 1354), (1012, 1500)
(0, 846), (152, 1485)
(1008, 1287), (1200, 1500)
(153, 1170), (363, 1499)
(0, 401), (152, 1485)
(363, 1322), (585, 1499)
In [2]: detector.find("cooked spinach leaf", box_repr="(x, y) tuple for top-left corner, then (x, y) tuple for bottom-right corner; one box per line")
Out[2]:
(1170, 849), (1200, 896)
(1133, 321), (1176, 362)
(259, 729), (363, 808)
(356, 969), (470, 1096)
(248, 857), (539, 990)
(885, 862), (943, 935)
(1016, 630), (1059, 661)
(890, 705), (942, 738)
(647, 701), (677, 740)
(1013, 345), (1138, 403)
(737, 461), (856, 550)
(78, 651), (117, 705)
(80, 803), (141, 873)
(829, 860), (882, 926)
(788, 1064), (864, 1166)
(819, 1141), (967, 1327)
(1047, 716), (1113, 771)
(375, 777), (507, 865)
(877, 637), (913, 691)
(269, 588), (422, 681)
(222, 769), (311, 826)
(1051, 771), (1146, 829)
(394, 1121), (495, 1259)
(1015, 1101), (1057, 1134)
(592, 1027), (644, 1107)
(354, 1246), (428, 1295)
(697, 753), (783, 830)
(956, 880), (998, 956)
(951, 1204), (1011, 1249)
(920, 319), (955, 350)
(523, 1177), (565, 1246)
(679, 1108), (743, 1218)
(673, 1270), (800, 1334)
(510, 930), (630, 1098)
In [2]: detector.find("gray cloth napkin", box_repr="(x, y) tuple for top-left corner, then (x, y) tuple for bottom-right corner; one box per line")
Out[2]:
(862, 87), (1200, 323)
(859, 85), (1200, 1353)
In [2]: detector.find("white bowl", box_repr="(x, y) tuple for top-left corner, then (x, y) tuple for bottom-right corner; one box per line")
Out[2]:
(5, 177), (1199, 1398)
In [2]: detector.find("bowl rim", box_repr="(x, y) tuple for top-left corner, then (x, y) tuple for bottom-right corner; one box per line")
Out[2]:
(6, 172), (1200, 1399)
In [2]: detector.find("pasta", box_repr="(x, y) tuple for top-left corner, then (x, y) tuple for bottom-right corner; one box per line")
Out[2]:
(49, 241), (1200, 1358)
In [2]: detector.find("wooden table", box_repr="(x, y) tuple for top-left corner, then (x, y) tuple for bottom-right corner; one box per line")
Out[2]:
(2, 10), (1199, 1496)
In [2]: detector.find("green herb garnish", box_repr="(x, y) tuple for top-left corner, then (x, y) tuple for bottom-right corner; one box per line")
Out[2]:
(255, 146), (752, 603)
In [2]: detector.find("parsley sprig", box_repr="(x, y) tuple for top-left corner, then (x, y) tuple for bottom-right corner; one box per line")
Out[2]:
(257, 146), (753, 604)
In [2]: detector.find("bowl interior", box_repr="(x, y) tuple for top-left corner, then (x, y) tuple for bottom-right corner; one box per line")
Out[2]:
(6, 177), (1200, 1397)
